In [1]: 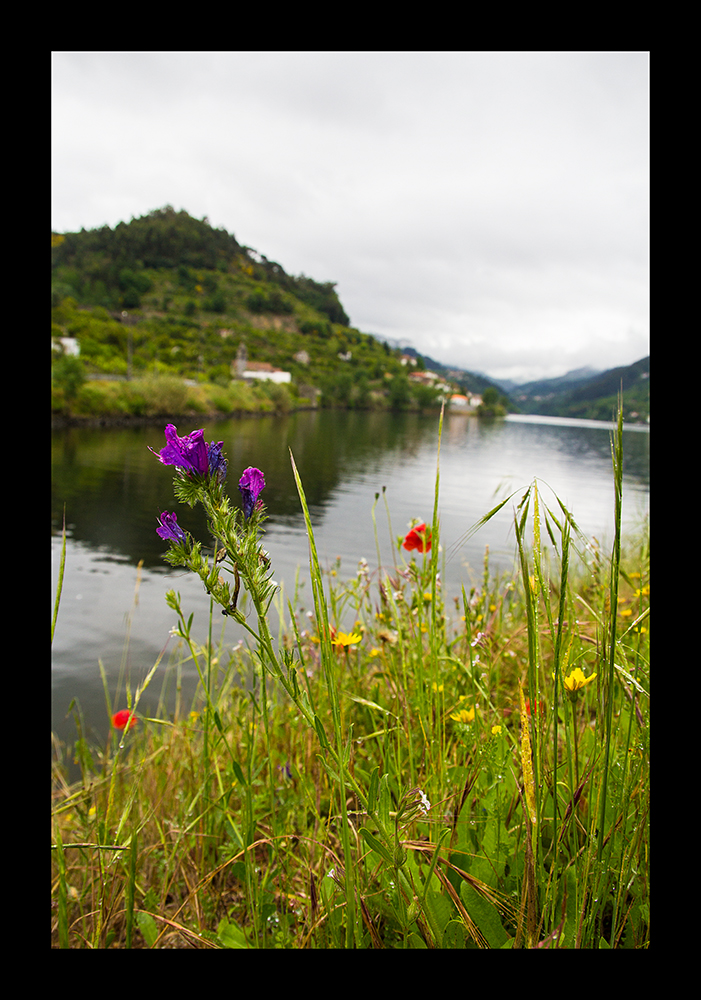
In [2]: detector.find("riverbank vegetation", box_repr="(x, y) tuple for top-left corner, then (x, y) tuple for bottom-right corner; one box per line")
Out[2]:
(51, 404), (649, 948)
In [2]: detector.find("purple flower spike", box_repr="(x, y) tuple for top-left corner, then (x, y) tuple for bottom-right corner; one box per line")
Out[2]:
(207, 439), (228, 484)
(238, 467), (266, 519)
(150, 424), (227, 482)
(150, 424), (209, 475)
(156, 511), (187, 543)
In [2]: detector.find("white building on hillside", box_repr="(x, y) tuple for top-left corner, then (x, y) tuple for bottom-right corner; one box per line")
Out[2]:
(237, 360), (291, 384)
(232, 342), (291, 383)
(52, 336), (80, 357)
(449, 393), (482, 411)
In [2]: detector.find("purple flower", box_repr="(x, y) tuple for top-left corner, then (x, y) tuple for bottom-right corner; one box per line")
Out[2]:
(207, 439), (228, 484)
(156, 511), (187, 543)
(150, 424), (226, 480)
(238, 467), (266, 518)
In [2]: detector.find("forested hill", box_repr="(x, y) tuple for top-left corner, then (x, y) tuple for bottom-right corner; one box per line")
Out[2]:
(51, 207), (504, 417)
(51, 205), (349, 325)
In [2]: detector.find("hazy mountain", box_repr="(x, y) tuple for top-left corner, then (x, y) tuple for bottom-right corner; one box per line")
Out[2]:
(508, 357), (649, 423)
(490, 366), (603, 395)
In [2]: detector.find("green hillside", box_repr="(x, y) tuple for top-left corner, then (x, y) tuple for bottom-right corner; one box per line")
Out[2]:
(510, 356), (649, 424)
(51, 207), (463, 420)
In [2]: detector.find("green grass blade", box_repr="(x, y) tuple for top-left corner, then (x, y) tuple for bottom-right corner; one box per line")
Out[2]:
(51, 506), (67, 645)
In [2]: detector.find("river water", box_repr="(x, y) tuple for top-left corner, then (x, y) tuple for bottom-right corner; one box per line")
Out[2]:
(51, 409), (649, 755)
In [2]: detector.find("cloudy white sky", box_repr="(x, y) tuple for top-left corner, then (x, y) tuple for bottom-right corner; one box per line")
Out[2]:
(51, 51), (649, 383)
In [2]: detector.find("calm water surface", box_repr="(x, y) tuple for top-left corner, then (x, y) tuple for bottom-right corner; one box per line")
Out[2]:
(51, 409), (649, 754)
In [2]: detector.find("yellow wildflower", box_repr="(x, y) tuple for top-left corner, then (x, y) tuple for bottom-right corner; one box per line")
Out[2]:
(332, 631), (362, 649)
(450, 707), (475, 724)
(564, 667), (597, 693)
(491, 724), (502, 736)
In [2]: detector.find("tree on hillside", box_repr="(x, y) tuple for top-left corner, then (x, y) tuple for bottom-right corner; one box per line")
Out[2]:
(52, 354), (85, 402)
(388, 373), (411, 410)
(478, 386), (507, 417)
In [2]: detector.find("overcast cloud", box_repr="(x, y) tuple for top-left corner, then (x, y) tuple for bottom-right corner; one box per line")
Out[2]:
(51, 51), (649, 383)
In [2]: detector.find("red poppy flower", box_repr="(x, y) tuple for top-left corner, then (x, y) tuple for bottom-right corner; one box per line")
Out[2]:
(112, 709), (137, 730)
(403, 523), (432, 553)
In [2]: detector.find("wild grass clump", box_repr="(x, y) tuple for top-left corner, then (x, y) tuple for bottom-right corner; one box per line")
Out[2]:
(51, 402), (649, 948)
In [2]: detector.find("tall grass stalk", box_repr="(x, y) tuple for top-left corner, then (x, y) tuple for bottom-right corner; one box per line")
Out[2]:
(289, 450), (362, 946)
(597, 397), (624, 864)
(51, 505), (67, 646)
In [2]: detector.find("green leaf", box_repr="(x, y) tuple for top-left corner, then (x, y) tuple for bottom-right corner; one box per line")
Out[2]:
(217, 918), (250, 949)
(367, 766), (380, 814)
(359, 827), (394, 865)
(417, 829), (451, 901)
(460, 881), (509, 949)
(442, 918), (466, 949)
(318, 754), (340, 782)
(424, 888), (453, 945)
(231, 759), (246, 786)
(313, 714), (330, 750)
(378, 773), (391, 832)
(136, 910), (159, 948)
(407, 931), (428, 948)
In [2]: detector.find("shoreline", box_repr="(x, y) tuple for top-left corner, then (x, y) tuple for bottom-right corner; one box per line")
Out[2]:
(50, 404), (323, 430)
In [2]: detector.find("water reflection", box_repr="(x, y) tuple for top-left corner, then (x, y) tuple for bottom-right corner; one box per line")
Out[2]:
(51, 411), (450, 564)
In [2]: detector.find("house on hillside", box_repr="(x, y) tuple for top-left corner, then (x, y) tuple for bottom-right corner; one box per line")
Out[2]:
(52, 336), (80, 357)
(449, 393), (482, 412)
(409, 370), (451, 394)
(234, 360), (291, 384)
(232, 341), (291, 383)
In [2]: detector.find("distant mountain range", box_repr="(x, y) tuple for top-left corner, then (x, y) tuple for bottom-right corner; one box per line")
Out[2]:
(491, 366), (603, 395)
(501, 357), (649, 423)
(393, 344), (648, 423)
